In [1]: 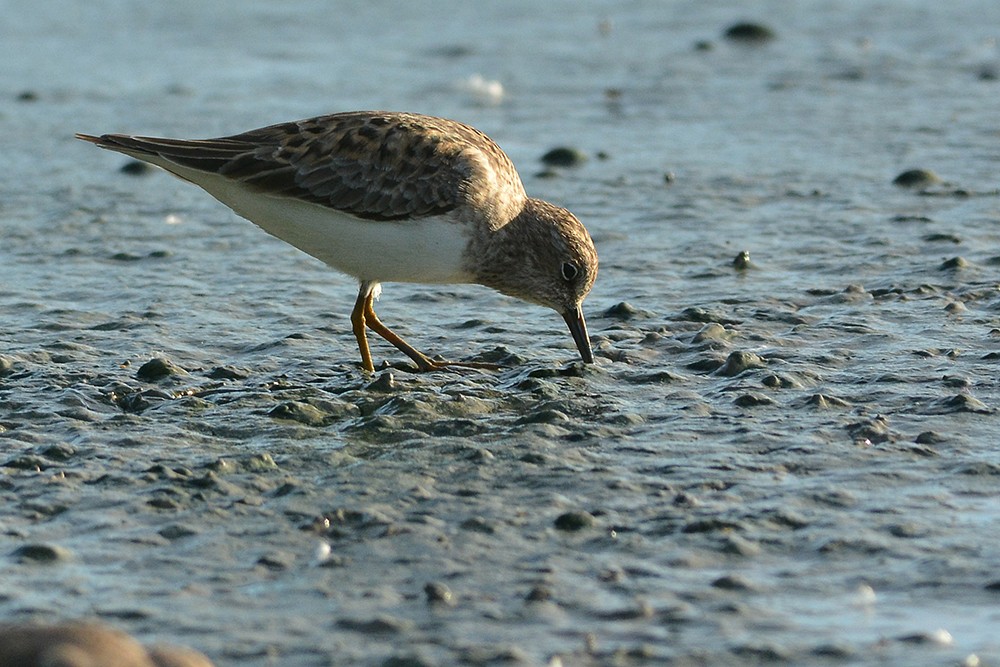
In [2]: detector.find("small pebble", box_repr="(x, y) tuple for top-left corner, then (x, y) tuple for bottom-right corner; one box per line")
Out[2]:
(603, 301), (653, 321)
(846, 415), (892, 444)
(939, 256), (969, 271)
(381, 655), (435, 667)
(888, 522), (927, 538)
(933, 394), (991, 414)
(207, 458), (237, 474)
(897, 628), (953, 646)
(268, 401), (329, 426)
(367, 372), (397, 392)
(336, 615), (414, 634)
(731, 643), (789, 661)
(811, 643), (856, 658)
(679, 306), (727, 323)
(110, 252), (145, 262)
(540, 147), (587, 167)
(312, 541), (332, 564)
(516, 409), (569, 426)
(692, 323), (731, 344)
(717, 351), (766, 377)
(723, 22), (776, 42)
(915, 431), (945, 445)
(761, 374), (801, 389)
(732, 250), (752, 270)
(804, 393), (851, 408)
(3, 455), (50, 471)
(854, 584), (877, 605)
(257, 551), (296, 570)
(12, 543), (73, 563)
(207, 365), (250, 380)
(120, 160), (153, 176)
(525, 585), (552, 602)
(554, 511), (595, 531)
(922, 232), (960, 243)
(720, 535), (761, 556)
(424, 581), (454, 606)
(136, 357), (187, 381)
(893, 168), (940, 188)
(711, 574), (757, 591)
(733, 392), (775, 407)
(672, 492), (699, 508)
(460, 74), (504, 106)
(158, 524), (199, 540)
(460, 516), (495, 533)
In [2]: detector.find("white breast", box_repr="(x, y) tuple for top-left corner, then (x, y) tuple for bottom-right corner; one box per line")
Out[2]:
(159, 164), (475, 285)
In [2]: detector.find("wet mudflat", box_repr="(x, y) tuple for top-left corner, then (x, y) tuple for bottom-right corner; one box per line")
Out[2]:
(2, 1), (1000, 665)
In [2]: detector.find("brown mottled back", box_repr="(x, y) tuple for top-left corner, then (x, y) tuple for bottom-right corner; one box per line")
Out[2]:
(102, 111), (528, 224)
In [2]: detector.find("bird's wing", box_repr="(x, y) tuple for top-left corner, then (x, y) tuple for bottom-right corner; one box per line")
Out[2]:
(77, 111), (526, 222)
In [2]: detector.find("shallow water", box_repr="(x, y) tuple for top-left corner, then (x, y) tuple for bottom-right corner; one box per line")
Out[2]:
(2, 1), (1000, 665)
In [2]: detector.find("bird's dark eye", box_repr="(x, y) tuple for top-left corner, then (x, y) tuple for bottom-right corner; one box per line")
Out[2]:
(561, 262), (579, 281)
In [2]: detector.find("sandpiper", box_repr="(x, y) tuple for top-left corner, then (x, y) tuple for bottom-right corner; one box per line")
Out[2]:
(77, 111), (598, 372)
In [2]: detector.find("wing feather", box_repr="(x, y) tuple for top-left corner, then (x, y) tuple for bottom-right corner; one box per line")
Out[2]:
(80, 112), (527, 223)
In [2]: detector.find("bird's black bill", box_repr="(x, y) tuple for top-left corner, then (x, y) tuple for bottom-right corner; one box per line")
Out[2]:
(562, 307), (595, 363)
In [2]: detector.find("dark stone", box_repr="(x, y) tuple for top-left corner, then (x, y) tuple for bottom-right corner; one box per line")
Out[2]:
(939, 256), (969, 271)
(915, 431), (945, 444)
(723, 22), (776, 42)
(336, 616), (413, 634)
(257, 551), (295, 570)
(525, 585), (552, 602)
(732, 250), (752, 270)
(208, 365), (250, 380)
(268, 401), (328, 426)
(893, 168), (939, 188)
(540, 147), (587, 167)
(717, 351), (766, 376)
(554, 511), (595, 531)
(733, 392), (775, 407)
(712, 574), (757, 591)
(13, 543), (72, 563)
(119, 160), (153, 176)
(603, 301), (654, 320)
(158, 524), (198, 540)
(136, 357), (187, 381)
(381, 656), (434, 667)
(424, 581), (454, 605)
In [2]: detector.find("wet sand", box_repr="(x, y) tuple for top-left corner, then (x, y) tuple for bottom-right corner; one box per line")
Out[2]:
(3, 1), (1000, 665)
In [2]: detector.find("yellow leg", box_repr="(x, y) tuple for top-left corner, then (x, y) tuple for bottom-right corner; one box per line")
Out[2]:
(352, 282), (501, 373)
(363, 297), (441, 372)
(350, 286), (375, 372)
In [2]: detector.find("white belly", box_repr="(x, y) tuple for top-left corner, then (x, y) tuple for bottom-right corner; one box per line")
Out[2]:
(163, 165), (474, 284)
